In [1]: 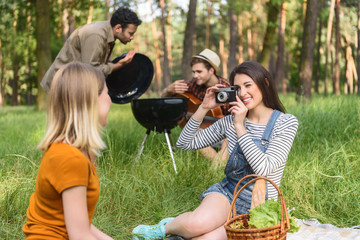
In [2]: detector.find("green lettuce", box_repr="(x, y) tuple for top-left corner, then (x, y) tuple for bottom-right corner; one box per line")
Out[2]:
(247, 199), (300, 233)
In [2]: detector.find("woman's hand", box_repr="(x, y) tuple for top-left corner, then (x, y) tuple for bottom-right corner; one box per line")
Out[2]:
(201, 84), (225, 110)
(251, 179), (266, 209)
(191, 84), (225, 122)
(229, 95), (248, 137)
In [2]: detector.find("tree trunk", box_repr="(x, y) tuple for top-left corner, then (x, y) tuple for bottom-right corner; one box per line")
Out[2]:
(344, 45), (356, 94)
(324, 0), (335, 95)
(331, 34), (335, 91)
(0, 40), (3, 107)
(11, 4), (18, 106)
(285, 50), (291, 92)
(251, 16), (258, 60)
(87, 0), (94, 24)
(181, 0), (197, 80)
(275, 1), (287, 94)
(302, 1), (307, 20)
(333, 0), (341, 95)
(296, 0), (319, 102)
(314, 0), (323, 94)
(205, 0), (212, 49)
(247, 29), (255, 61)
(105, 0), (111, 20)
(57, 0), (63, 39)
(149, 0), (162, 93)
(247, 14), (257, 61)
(62, 2), (69, 41)
(237, 15), (244, 64)
(141, 6), (152, 94)
(159, 0), (171, 87)
(11, 60), (19, 106)
(36, 0), (52, 111)
(133, 0), (140, 52)
(166, 0), (173, 71)
(26, 4), (34, 105)
(219, 31), (228, 79)
(357, 1), (360, 94)
(26, 64), (33, 105)
(228, 2), (238, 76)
(343, 32), (357, 94)
(269, 53), (276, 77)
(68, 1), (76, 37)
(62, 0), (76, 39)
(258, 0), (281, 68)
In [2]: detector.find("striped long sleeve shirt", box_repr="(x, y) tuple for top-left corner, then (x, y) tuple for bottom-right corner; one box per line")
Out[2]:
(176, 113), (299, 199)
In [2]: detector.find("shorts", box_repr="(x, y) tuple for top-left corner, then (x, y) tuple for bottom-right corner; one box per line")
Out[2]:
(200, 179), (252, 215)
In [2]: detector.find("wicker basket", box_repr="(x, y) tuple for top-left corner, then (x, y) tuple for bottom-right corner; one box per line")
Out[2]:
(224, 174), (290, 240)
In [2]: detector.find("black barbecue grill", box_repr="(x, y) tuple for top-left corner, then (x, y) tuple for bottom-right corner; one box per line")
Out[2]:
(131, 98), (187, 173)
(106, 53), (187, 173)
(131, 98), (187, 133)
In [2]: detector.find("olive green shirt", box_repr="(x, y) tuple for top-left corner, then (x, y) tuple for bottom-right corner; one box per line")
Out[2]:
(41, 21), (115, 92)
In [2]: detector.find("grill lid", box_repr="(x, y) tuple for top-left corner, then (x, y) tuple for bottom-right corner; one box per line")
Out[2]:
(131, 98), (188, 133)
(106, 53), (154, 104)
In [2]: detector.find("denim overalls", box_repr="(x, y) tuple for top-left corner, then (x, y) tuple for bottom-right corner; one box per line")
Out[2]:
(201, 110), (281, 215)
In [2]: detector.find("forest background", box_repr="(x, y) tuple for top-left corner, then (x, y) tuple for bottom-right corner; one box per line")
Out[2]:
(0, 0), (359, 108)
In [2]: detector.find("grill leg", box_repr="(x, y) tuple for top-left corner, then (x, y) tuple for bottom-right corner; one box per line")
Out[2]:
(164, 129), (178, 174)
(135, 129), (151, 162)
(168, 131), (176, 152)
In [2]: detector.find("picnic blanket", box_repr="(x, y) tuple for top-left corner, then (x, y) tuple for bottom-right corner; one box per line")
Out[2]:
(287, 218), (360, 240)
(165, 218), (360, 240)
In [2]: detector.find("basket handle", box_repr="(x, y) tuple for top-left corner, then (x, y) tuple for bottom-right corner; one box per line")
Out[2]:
(227, 174), (290, 233)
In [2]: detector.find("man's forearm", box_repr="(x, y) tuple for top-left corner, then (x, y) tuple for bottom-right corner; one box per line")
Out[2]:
(161, 87), (173, 97)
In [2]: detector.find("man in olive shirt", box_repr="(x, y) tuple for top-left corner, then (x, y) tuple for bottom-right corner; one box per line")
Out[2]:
(41, 7), (142, 91)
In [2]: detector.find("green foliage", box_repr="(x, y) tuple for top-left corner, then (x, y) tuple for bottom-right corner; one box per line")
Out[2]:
(0, 0), (38, 105)
(0, 0), (107, 106)
(248, 199), (281, 228)
(1, 0), (360, 105)
(1, 94), (360, 239)
(227, 0), (253, 15)
(281, 94), (360, 227)
(248, 199), (300, 233)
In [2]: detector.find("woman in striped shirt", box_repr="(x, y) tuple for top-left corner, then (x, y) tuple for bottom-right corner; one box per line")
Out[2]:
(132, 61), (298, 240)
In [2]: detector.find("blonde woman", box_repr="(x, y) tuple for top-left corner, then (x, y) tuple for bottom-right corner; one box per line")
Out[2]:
(23, 62), (113, 240)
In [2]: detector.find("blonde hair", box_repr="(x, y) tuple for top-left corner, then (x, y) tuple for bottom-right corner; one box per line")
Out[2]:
(38, 62), (106, 157)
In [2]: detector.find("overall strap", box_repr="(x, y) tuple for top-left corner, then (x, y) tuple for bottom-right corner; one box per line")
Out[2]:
(261, 110), (281, 144)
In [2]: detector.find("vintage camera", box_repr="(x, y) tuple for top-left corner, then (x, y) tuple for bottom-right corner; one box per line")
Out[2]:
(215, 86), (239, 103)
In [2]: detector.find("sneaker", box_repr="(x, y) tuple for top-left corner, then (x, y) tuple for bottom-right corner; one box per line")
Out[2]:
(132, 223), (166, 240)
(164, 236), (186, 240)
(158, 217), (175, 226)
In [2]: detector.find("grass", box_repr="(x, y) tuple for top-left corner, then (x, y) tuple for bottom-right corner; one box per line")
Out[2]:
(0, 93), (359, 239)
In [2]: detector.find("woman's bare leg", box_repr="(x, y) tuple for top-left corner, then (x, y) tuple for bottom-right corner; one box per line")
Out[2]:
(165, 193), (230, 239)
(192, 225), (227, 240)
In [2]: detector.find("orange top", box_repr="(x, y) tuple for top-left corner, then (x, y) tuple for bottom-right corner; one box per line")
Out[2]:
(23, 142), (99, 239)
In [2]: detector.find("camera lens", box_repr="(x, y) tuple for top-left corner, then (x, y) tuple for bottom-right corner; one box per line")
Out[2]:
(217, 92), (228, 102)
